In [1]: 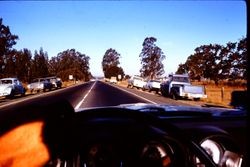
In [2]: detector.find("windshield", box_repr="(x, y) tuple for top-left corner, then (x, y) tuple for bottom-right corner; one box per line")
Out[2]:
(0, 1), (247, 167)
(0, 1), (247, 108)
(172, 77), (190, 83)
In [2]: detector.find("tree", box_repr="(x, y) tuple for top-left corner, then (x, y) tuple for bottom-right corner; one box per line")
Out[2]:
(102, 48), (123, 78)
(49, 49), (91, 81)
(176, 37), (247, 83)
(176, 63), (188, 75)
(105, 66), (125, 80)
(31, 48), (49, 79)
(15, 49), (32, 82)
(0, 18), (19, 75)
(234, 37), (247, 79)
(139, 37), (165, 79)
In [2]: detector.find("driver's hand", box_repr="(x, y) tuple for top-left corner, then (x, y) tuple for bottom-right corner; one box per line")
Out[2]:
(0, 121), (50, 167)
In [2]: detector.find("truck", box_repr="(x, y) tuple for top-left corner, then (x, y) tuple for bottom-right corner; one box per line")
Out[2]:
(160, 74), (207, 100)
(127, 75), (146, 89)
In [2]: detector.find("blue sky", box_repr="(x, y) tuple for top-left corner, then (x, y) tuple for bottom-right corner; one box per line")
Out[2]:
(0, 1), (246, 77)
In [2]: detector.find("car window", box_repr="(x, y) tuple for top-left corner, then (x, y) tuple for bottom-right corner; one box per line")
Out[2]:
(172, 77), (190, 83)
(0, 80), (12, 84)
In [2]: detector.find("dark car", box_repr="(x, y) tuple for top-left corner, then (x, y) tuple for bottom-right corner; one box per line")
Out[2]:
(45, 77), (62, 89)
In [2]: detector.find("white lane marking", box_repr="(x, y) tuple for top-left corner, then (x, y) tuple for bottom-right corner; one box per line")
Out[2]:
(74, 81), (96, 110)
(108, 83), (157, 104)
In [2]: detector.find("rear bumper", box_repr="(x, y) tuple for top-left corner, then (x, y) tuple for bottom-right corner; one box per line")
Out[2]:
(181, 93), (207, 99)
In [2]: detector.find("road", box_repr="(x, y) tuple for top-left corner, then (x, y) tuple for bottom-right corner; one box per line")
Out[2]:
(0, 81), (197, 115)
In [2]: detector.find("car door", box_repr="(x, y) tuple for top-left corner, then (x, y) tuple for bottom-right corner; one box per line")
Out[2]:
(14, 79), (22, 94)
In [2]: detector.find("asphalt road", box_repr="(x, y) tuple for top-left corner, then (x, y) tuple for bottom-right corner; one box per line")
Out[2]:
(0, 81), (194, 113)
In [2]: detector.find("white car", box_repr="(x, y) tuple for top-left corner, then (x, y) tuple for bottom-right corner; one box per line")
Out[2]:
(0, 78), (26, 98)
(27, 78), (53, 93)
(110, 76), (117, 84)
(143, 79), (161, 93)
(127, 75), (146, 89)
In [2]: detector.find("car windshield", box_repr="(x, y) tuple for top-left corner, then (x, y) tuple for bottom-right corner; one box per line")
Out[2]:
(0, 0), (246, 110)
(0, 1), (247, 167)
(172, 77), (190, 83)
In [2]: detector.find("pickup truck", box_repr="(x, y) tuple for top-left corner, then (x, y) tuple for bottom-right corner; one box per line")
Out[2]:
(127, 75), (146, 89)
(160, 74), (207, 100)
(0, 78), (26, 98)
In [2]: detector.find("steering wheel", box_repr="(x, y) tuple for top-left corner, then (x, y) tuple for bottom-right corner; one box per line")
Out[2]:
(43, 107), (217, 167)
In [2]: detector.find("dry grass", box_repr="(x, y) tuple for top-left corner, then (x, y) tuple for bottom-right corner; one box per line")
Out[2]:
(203, 86), (246, 107)
(192, 81), (247, 107)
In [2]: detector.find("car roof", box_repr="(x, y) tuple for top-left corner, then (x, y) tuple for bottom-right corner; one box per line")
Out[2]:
(0, 78), (18, 80)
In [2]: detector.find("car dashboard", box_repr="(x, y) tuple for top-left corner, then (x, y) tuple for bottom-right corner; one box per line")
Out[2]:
(44, 104), (246, 167)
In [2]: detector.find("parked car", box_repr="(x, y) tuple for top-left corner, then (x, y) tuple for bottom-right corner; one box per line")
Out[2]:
(45, 76), (62, 89)
(143, 79), (161, 93)
(127, 75), (146, 89)
(160, 74), (207, 100)
(109, 76), (117, 84)
(27, 78), (53, 93)
(0, 78), (26, 98)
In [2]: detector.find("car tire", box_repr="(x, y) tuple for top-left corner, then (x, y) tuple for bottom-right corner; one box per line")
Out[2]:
(194, 98), (200, 101)
(171, 91), (178, 100)
(7, 90), (14, 99)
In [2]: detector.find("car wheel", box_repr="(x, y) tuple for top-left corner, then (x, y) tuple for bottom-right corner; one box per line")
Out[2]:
(7, 90), (14, 99)
(171, 92), (178, 100)
(21, 90), (26, 96)
(194, 98), (200, 101)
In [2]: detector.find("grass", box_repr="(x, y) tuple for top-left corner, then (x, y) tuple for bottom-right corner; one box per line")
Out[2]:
(192, 82), (247, 107)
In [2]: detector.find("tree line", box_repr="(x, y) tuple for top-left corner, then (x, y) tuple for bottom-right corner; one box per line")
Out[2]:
(0, 18), (91, 82)
(176, 37), (247, 84)
(1, 17), (246, 84)
(101, 35), (247, 85)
